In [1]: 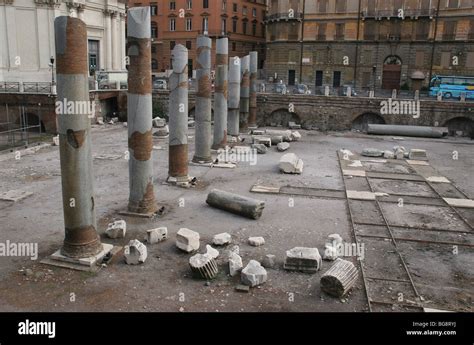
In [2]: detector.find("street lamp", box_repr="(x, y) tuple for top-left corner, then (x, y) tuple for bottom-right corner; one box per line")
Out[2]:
(50, 56), (55, 84)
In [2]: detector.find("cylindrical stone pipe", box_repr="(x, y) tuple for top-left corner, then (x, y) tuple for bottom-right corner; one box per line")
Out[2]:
(206, 189), (265, 220)
(248, 51), (258, 128)
(193, 36), (213, 163)
(169, 44), (189, 180)
(127, 7), (157, 214)
(54, 16), (102, 258)
(227, 56), (241, 137)
(239, 55), (250, 132)
(212, 37), (228, 149)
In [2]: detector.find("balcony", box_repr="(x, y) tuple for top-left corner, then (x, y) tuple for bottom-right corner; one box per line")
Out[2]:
(197, 30), (230, 37)
(265, 12), (303, 23)
(361, 8), (436, 20)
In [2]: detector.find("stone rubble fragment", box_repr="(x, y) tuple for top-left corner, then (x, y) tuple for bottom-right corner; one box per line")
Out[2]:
(321, 258), (359, 298)
(225, 245), (240, 260)
(248, 237), (265, 247)
(269, 135), (284, 145)
(288, 122), (302, 130)
(393, 146), (406, 159)
(383, 150), (395, 159)
(277, 142), (290, 152)
(206, 245), (220, 260)
(284, 247), (322, 273)
(189, 253), (218, 280)
(146, 227), (168, 244)
(176, 228), (200, 253)
(213, 233), (232, 246)
(262, 254), (276, 269)
(323, 234), (343, 261)
(228, 252), (243, 277)
(235, 284), (250, 293)
(265, 129), (293, 142)
(290, 131), (301, 141)
(279, 153), (304, 174)
(252, 129), (265, 135)
(251, 144), (268, 154)
(152, 117), (166, 128)
(253, 136), (272, 147)
(241, 260), (268, 287)
(53, 135), (60, 146)
(361, 148), (384, 157)
(105, 220), (127, 239)
(188, 120), (195, 128)
(124, 239), (147, 265)
(153, 125), (169, 137)
(408, 149), (428, 161)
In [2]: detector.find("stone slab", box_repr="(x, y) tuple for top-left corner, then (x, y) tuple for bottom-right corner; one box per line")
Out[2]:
(0, 190), (34, 202)
(47, 243), (114, 269)
(443, 198), (474, 208)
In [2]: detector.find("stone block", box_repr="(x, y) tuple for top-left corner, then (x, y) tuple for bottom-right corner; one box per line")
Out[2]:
(290, 131), (301, 141)
(152, 117), (166, 128)
(228, 252), (243, 277)
(241, 260), (267, 287)
(262, 254), (276, 269)
(408, 149), (428, 161)
(106, 220), (127, 239)
(206, 245), (219, 260)
(189, 253), (218, 280)
(176, 228), (200, 253)
(124, 240), (147, 265)
(147, 227), (168, 244)
(362, 148), (384, 157)
(251, 144), (267, 154)
(213, 233), (232, 246)
(248, 237), (265, 247)
(284, 247), (322, 273)
(277, 142), (290, 152)
(279, 153), (304, 174)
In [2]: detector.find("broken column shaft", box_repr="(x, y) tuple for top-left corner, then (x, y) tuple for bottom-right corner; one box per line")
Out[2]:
(193, 36), (213, 163)
(169, 44), (189, 182)
(127, 7), (157, 214)
(248, 51), (258, 128)
(227, 56), (241, 137)
(54, 16), (102, 258)
(212, 37), (228, 149)
(239, 55), (250, 132)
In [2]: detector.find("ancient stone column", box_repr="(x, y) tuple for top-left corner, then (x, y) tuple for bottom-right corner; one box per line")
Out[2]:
(248, 51), (258, 128)
(193, 36), (213, 163)
(127, 7), (157, 215)
(54, 16), (102, 258)
(169, 44), (189, 182)
(227, 56), (241, 137)
(212, 37), (228, 149)
(239, 55), (250, 131)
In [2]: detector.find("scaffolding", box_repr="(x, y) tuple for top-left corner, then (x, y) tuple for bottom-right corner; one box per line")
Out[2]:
(0, 103), (49, 151)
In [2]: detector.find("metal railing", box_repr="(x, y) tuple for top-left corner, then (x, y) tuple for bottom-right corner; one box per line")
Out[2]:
(23, 82), (52, 93)
(362, 8), (436, 19)
(265, 12), (303, 22)
(0, 82), (20, 93)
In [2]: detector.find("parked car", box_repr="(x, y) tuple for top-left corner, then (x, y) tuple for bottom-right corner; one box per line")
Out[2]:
(153, 79), (168, 90)
(275, 83), (287, 94)
(293, 84), (311, 95)
(97, 71), (128, 90)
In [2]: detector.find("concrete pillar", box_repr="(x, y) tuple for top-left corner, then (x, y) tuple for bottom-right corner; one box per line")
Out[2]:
(54, 16), (102, 258)
(248, 51), (258, 128)
(126, 7), (157, 215)
(105, 10), (112, 70)
(212, 37), (228, 149)
(169, 44), (189, 182)
(193, 36), (213, 163)
(239, 55), (250, 132)
(111, 12), (119, 70)
(228, 56), (241, 137)
(120, 14), (126, 70)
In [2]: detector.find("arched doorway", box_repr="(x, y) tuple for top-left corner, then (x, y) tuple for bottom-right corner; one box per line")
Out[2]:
(444, 117), (474, 138)
(352, 113), (386, 133)
(382, 56), (402, 90)
(266, 109), (300, 127)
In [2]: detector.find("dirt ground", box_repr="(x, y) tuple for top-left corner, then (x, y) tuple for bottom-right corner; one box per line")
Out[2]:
(0, 125), (472, 312)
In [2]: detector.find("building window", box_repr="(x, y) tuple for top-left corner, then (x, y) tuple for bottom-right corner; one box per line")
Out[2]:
(335, 23), (345, 40)
(243, 6), (247, 16)
(415, 51), (425, 67)
(318, 0), (328, 13)
(88, 39), (99, 75)
(335, 0), (346, 13)
(170, 19), (176, 31)
(232, 42), (236, 51)
(203, 0), (209, 9)
(222, 1), (227, 11)
(441, 52), (451, 67)
(233, 3), (237, 12)
(443, 21), (457, 40)
(317, 23), (327, 41)
(221, 18), (227, 33)
(150, 3), (158, 16)
(333, 71), (342, 87)
(447, 0), (459, 8)
(170, 41), (176, 51)
(186, 40), (192, 49)
(151, 23), (158, 38)
(252, 23), (257, 36)
(315, 71), (323, 87)
(416, 21), (430, 40)
(242, 21), (247, 34)
(186, 18), (192, 31)
(469, 20), (474, 40)
(252, 8), (257, 17)
(152, 58), (158, 70)
(232, 18), (237, 33)
(202, 17), (209, 33)
(170, 1), (176, 10)
(151, 45), (157, 53)
(187, 0), (192, 10)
